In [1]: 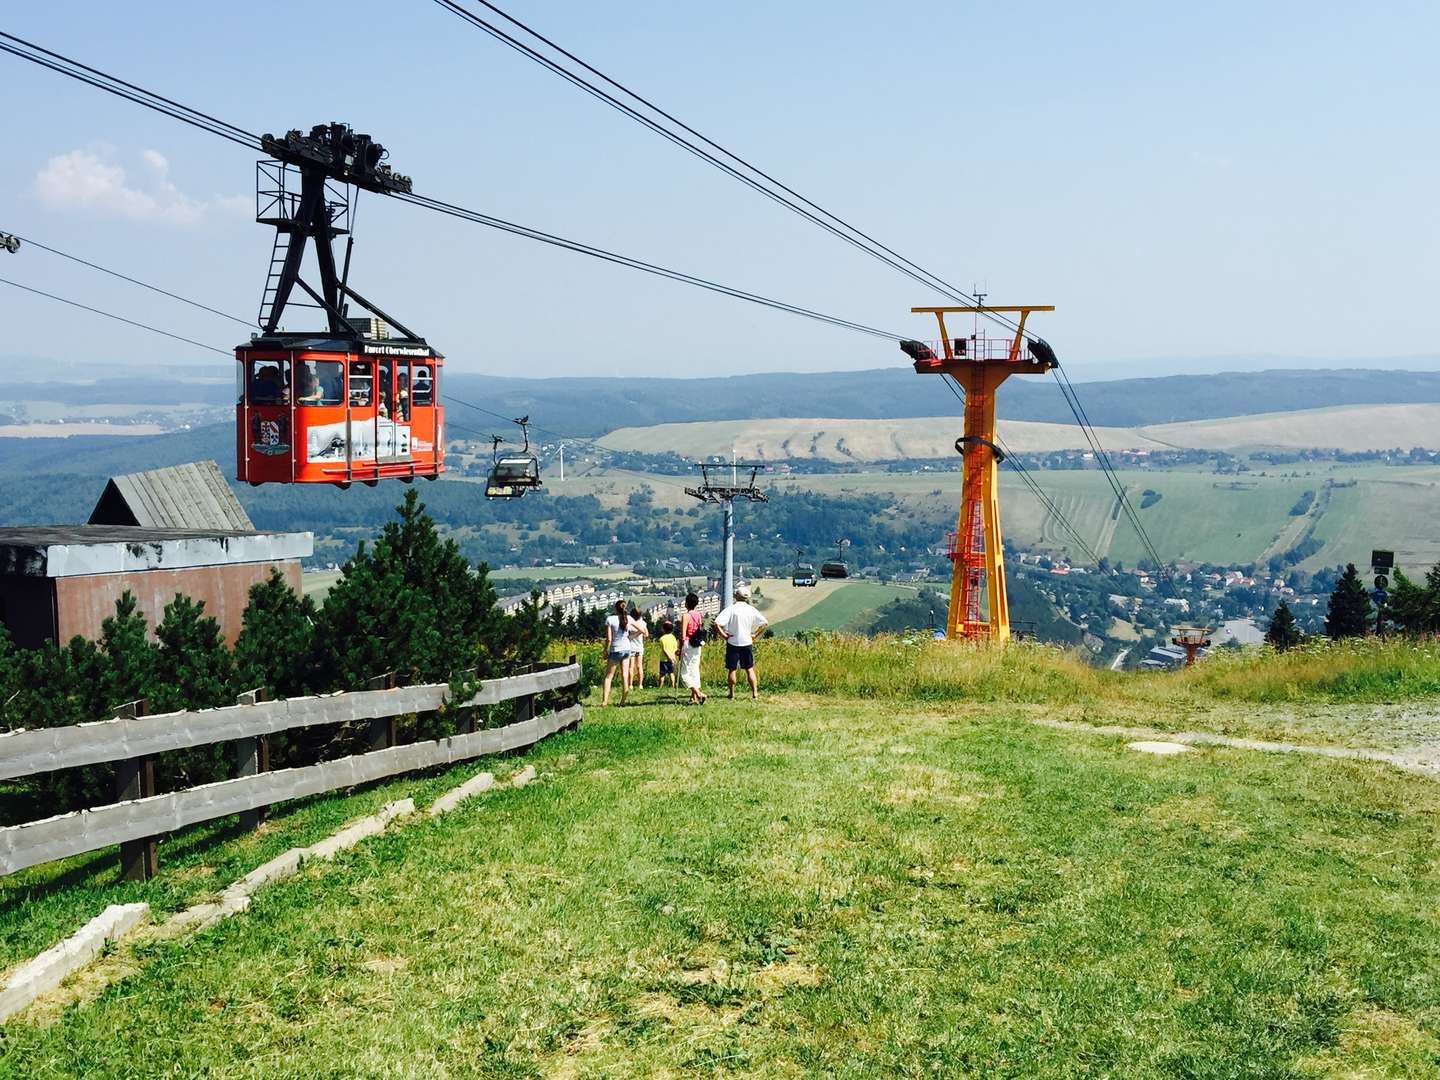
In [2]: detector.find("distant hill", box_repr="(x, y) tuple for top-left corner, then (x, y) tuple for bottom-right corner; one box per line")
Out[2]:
(449, 367), (1440, 434)
(0, 424), (231, 477)
(602, 404), (1440, 461)
(0, 367), (1436, 478)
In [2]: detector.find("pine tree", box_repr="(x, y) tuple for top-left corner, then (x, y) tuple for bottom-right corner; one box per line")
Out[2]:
(99, 591), (156, 712)
(153, 594), (234, 713)
(6, 636), (112, 815)
(146, 594), (233, 789)
(1425, 563), (1440, 634)
(0, 623), (16, 731)
(1325, 563), (1372, 640)
(234, 569), (319, 698)
(1386, 564), (1440, 634)
(317, 489), (505, 689)
(1386, 569), (1429, 634)
(1265, 600), (1302, 651)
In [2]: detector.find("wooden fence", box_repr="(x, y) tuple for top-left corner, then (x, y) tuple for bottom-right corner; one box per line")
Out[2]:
(0, 663), (583, 878)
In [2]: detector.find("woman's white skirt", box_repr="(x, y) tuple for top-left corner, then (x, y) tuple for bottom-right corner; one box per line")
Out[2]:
(679, 644), (702, 689)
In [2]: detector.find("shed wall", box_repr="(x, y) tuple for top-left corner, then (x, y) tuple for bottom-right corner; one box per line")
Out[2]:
(51, 561), (301, 646)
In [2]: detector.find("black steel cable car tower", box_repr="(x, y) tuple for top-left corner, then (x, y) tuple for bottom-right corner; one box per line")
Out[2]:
(256, 123), (417, 337)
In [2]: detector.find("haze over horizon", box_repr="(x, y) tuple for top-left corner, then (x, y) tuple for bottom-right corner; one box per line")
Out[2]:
(4, 2), (1439, 382)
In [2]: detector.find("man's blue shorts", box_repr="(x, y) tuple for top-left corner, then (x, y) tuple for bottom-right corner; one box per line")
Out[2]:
(724, 643), (754, 671)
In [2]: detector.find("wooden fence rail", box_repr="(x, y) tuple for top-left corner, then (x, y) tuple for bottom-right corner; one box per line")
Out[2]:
(0, 664), (582, 878)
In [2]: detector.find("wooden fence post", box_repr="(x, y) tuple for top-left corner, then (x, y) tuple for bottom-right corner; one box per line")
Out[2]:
(367, 673), (397, 750)
(513, 664), (536, 725)
(113, 699), (157, 882)
(234, 688), (270, 831)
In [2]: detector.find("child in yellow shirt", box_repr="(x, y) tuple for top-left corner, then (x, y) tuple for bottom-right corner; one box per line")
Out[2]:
(657, 621), (679, 688)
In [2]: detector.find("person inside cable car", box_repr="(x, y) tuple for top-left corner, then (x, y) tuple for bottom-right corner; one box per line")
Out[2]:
(251, 363), (288, 405)
(297, 366), (324, 405)
(396, 371), (411, 421)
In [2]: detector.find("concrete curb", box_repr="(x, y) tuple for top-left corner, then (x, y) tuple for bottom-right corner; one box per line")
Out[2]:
(429, 772), (494, 816)
(511, 764), (537, 789)
(158, 798), (416, 941)
(0, 903), (149, 1022)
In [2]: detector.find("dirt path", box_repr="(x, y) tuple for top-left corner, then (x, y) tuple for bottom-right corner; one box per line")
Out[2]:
(1033, 717), (1440, 780)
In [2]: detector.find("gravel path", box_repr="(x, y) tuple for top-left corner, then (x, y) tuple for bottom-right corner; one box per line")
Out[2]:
(1033, 717), (1440, 780)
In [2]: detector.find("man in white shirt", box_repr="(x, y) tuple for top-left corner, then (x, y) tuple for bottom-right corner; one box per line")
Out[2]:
(714, 585), (769, 700)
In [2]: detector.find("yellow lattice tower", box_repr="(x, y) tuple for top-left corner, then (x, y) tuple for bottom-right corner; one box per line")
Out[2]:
(903, 305), (1056, 642)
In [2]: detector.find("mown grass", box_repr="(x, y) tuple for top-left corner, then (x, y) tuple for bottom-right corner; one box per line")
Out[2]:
(767, 582), (917, 637)
(3, 692), (1438, 1077)
(0, 759), (527, 975)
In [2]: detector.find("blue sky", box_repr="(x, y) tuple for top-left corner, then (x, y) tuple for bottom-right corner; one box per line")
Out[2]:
(3, 0), (1438, 381)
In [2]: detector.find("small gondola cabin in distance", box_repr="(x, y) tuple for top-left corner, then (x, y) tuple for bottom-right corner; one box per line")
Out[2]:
(236, 123), (444, 487)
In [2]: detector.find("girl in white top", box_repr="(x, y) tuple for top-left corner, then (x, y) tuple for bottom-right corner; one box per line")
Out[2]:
(602, 599), (634, 706)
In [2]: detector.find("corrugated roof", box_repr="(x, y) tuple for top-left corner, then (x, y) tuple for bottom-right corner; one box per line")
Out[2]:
(88, 460), (254, 531)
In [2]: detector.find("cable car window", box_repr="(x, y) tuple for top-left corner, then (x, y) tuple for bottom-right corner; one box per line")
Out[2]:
(378, 360), (394, 419)
(396, 365), (411, 421)
(412, 364), (433, 406)
(296, 360), (344, 406)
(249, 359), (290, 405)
(349, 361), (373, 406)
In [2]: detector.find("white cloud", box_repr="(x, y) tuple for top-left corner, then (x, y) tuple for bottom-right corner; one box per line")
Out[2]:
(32, 146), (246, 226)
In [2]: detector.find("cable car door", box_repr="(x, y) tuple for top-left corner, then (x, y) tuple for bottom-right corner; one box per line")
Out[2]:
(376, 358), (412, 464)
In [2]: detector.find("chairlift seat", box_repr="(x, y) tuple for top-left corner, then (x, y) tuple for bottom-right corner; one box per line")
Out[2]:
(820, 561), (849, 579)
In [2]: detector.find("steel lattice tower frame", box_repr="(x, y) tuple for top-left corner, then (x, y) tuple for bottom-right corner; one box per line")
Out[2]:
(907, 305), (1056, 642)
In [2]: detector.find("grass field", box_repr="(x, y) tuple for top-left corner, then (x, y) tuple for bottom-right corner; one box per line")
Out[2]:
(300, 568), (343, 599)
(767, 581), (919, 636)
(747, 577), (845, 625)
(6, 654), (1439, 1077)
(553, 462), (1440, 572)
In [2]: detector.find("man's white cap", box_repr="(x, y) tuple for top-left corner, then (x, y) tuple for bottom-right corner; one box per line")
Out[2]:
(734, 585), (750, 600)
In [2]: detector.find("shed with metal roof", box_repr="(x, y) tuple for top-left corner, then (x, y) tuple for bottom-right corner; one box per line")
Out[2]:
(88, 460), (254, 531)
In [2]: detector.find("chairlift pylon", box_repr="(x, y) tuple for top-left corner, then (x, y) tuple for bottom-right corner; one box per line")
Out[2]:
(484, 416), (542, 499)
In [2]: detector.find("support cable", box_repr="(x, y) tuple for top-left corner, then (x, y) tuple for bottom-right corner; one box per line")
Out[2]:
(0, 277), (231, 356)
(428, 0), (1003, 316)
(7, 233), (255, 327)
(1046, 366), (1173, 587)
(1, 34), (906, 344)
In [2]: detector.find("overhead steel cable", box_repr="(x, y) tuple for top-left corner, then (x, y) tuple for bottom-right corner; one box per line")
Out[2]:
(9, 233), (256, 327)
(1045, 366), (1173, 588)
(428, 0), (995, 313)
(0, 277), (232, 356)
(394, 191), (905, 340)
(0, 32), (261, 150)
(2, 33), (906, 344)
(427, 0), (1056, 344)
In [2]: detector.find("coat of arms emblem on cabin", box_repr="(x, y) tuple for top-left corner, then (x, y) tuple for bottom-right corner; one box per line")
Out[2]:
(251, 415), (290, 456)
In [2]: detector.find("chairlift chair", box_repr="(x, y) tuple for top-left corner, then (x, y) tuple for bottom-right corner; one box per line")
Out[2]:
(820, 538), (850, 579)
(483, 417), (543, 499)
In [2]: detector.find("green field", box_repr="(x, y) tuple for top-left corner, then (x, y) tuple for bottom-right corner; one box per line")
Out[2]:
(768, 581), (918, 635)
(556, 462), (1440, 572)
(6, 647), (1440, 1076)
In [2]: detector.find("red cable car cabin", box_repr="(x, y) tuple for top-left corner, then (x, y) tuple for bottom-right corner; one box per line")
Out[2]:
(236, 337), (444, 486)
